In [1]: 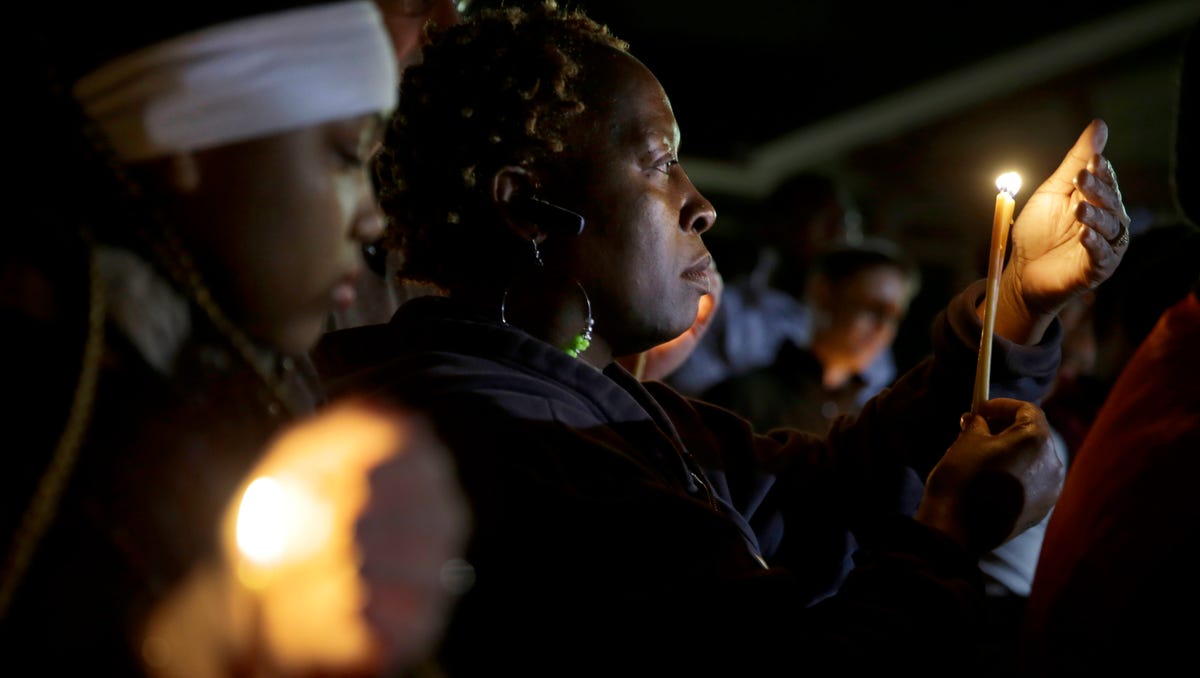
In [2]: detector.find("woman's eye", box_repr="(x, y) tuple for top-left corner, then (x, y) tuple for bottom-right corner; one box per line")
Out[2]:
(654, 157), (679, 175)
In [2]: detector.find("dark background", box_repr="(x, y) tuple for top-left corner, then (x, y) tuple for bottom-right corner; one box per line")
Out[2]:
(467, 0), (1200, 371)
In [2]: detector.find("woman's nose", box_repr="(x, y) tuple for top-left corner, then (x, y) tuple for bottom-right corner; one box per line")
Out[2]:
(682, 179), (716, 235)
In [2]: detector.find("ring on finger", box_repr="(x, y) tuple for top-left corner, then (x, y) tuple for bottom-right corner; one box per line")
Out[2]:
(1107, 222), (1130, 249)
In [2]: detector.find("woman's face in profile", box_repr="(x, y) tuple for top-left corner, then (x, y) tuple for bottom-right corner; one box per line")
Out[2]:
(553, 48), (718, 356)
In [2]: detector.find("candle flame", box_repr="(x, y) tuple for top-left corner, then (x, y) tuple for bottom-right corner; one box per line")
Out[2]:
(236, 475), (330, 568)
(996, 171), (1022, 197)
(236, 477), (286, 565)
(227, 399), (409, 580)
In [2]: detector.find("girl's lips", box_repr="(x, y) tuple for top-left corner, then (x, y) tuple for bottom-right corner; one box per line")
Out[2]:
(332, 281), (358, 310)
(332, 270), (361, 310)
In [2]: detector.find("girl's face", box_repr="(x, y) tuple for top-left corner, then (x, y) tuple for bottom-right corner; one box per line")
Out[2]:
(551, 49), (717, 357)
(172, 113), (385, 355)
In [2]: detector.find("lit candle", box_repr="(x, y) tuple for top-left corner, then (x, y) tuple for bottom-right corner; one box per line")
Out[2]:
(972, 171), (1021, 414)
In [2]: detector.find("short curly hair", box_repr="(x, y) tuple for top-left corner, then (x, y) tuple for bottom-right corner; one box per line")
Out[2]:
(373, 1), (627, 293)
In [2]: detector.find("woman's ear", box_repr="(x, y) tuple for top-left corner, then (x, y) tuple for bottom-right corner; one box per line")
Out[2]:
(492, 165), (586, 240)
(492, 165), (542, 242)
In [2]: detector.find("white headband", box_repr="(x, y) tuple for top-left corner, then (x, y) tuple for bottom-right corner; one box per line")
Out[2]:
(73, 1), (398, 162)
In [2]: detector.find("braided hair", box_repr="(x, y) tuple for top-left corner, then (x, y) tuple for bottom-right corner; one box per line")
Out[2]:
(374, 0), (627, 293)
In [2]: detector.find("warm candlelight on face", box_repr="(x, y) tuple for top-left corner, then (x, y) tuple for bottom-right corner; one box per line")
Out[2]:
(972, 172), (1022, 414)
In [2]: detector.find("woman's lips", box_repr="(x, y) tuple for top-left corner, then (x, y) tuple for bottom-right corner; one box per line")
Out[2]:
(682, 255), (713, 293)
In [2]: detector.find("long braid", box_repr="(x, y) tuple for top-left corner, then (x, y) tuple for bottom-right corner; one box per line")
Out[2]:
(0, 50), (110, 619)
(0, 226), (106, 620)
(131, 207), (301, 419)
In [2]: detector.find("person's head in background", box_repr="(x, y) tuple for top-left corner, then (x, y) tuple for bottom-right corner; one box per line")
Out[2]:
(374, 1), (718, 364)
(760, 170), (864, 297)
(330, 0), (461, 330)
(375, 0), (461, 70)
(806, 238), (919, 389)
(49, 0), (398, 356)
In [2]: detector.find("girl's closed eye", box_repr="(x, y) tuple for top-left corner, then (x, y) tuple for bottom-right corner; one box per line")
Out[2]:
(335, 146), (367, 170)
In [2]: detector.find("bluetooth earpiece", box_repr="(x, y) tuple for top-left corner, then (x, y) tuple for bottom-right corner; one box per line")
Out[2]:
(517, 196), (586, 236)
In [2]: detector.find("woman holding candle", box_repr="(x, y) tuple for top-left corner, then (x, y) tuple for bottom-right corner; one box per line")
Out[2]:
(314, 2), (1131, 674)
(2, 1), (469, 674)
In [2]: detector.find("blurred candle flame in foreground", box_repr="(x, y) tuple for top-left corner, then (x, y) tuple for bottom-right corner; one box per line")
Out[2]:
(235, 477), (285, 567)
(140, 398), (470, 677)
(224, 399), (413, 670)
(235, 475), (332, 573)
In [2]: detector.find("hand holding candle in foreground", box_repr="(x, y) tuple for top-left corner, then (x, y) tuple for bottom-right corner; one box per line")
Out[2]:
(140, 398), (471, 678)
(980, 118), (1131, 349)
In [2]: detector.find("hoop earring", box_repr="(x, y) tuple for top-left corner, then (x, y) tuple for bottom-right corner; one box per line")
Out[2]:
(499, 236), (546, 327)
(562, 281), (595, 358)
(500, 281), (594, 358)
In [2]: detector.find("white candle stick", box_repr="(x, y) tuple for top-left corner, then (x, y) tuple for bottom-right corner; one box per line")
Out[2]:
(972, 172), (1021, 414)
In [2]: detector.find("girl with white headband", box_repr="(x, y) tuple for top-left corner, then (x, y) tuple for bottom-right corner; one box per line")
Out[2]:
(2, 1), (468, 674)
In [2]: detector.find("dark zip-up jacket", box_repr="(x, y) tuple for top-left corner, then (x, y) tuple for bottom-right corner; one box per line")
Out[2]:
(314, 279), (1062, 676)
